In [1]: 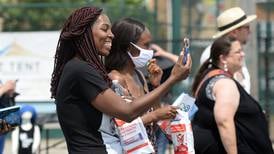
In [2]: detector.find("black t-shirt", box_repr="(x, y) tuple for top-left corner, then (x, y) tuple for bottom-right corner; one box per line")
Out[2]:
(56, 58), (109, 154)
(18, 125), (34, 154)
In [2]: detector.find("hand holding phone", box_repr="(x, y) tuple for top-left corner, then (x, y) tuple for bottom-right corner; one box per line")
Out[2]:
(182, 37), (190, 65)
(0, 106), (21, 129)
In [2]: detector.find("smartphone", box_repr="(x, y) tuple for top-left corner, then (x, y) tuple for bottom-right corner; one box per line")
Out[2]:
(182, 37), (190, 65)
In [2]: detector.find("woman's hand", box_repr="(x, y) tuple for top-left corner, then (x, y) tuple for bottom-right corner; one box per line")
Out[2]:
(170, 50), (192, 83)
(153, 105), (178, 120)
(141, 105), (179, 125)
(151, 44), (179, 63)
(147, 59), (163, 87)
(151, 44), (166, 57)
(0, 120), (14, 135)
(1, 80), (16, 97)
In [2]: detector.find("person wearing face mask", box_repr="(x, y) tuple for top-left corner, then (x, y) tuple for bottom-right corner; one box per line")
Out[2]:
(51, 7), (191, 154)
(127, 42), (154, 68)
(105, 18), (182, 153)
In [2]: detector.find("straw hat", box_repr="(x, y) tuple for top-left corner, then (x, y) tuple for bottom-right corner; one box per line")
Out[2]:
(213, 7), (257, 38)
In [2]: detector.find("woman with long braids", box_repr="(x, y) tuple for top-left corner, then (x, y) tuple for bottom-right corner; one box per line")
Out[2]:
(191, 36), (273, 154)
(50, 6), (191, 154)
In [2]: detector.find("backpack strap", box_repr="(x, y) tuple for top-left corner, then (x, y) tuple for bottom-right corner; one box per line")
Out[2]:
(194, 69), (232, 97)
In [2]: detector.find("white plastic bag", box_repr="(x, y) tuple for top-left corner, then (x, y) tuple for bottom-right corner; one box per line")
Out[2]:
(170, 110), (195, 154)
(158, 92), (197, 141)
(115, 117), (155, 154)
(157, 110), (195, 154)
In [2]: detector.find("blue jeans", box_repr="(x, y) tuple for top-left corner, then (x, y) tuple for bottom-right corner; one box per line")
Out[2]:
(0, 134), (6, 154)
(156, 129), (169, 154)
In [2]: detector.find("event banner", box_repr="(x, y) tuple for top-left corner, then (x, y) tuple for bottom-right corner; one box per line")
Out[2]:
(0, 31), (59, 102)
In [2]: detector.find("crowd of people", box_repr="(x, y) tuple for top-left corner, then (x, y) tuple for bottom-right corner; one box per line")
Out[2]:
(50, 6), (191, 154)
(0, 4), (273, 154)
(192, 7), (273, 154)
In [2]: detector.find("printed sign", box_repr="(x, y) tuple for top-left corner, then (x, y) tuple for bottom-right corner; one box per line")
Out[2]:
(0, 32), (59, 102)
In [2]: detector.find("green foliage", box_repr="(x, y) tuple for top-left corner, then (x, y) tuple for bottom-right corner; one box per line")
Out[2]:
(0, 0), (155, 32)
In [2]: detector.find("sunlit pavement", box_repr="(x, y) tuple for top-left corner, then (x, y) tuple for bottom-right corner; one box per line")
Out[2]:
(3, 139), (273, 154)
(4, 138), (68, 154)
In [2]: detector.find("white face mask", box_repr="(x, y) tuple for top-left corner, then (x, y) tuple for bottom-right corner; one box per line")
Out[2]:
(128, 42), (154, 68)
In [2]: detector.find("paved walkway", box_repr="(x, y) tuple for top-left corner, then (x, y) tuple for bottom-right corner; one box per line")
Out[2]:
(3, 138), (273, 154)
(4, 138), (68, 154)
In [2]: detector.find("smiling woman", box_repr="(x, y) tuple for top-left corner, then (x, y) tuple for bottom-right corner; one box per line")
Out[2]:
(92, 14), (114, 56)
(50, 6), (191, 154)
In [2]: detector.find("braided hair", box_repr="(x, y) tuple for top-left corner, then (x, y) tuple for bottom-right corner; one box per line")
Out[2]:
(50, 6), (111, 98)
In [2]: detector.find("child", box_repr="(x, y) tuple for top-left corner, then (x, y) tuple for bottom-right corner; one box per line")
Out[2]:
(11, 105), (40, 154)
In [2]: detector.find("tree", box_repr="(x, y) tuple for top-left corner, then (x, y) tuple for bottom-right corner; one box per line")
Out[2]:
(0, 0), (154, 31)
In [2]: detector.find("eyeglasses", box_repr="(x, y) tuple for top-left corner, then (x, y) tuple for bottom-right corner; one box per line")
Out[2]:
(240, 25), (250, 30)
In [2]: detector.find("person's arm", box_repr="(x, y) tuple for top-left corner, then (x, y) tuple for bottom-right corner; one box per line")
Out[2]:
(213, 78), (240, 154)
(92, 53), (191, 122)
(110, 69), (175, 125)
(151, 44), (178, 63)
(11, 127), (19, 154)
(32, 125), (41, 153)
(141, 105), (178, 125)
(0, 80), (16, 97)
(110, 67), (176, 125)
(0, 120), (14, 134)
